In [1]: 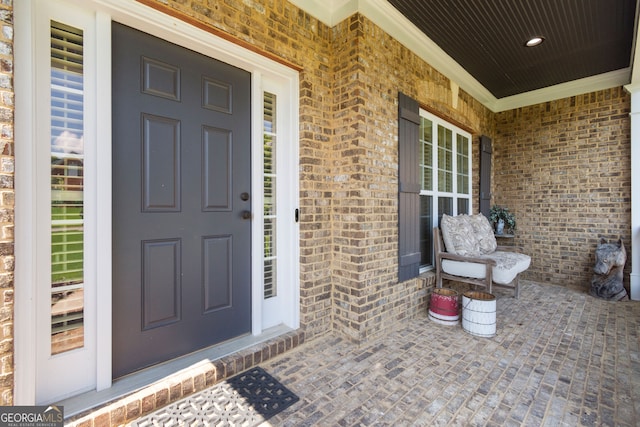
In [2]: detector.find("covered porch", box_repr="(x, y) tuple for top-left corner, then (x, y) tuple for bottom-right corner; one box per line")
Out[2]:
(5, 0), (640, 421)
(66, 280), (640, 426)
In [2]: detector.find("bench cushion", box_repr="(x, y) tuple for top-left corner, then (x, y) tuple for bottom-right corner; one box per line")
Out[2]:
(442, 250), (531, 285)
(441, 214), (497, 256)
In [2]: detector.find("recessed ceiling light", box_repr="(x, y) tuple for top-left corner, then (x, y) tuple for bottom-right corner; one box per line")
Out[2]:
(525, 36), (545, 47)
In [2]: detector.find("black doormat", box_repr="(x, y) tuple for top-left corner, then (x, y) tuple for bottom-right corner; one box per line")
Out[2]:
(227, 367), (300, 419)
(132, 367), (299, 426)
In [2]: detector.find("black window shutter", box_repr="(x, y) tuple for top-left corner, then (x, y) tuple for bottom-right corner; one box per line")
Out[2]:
(398, 92), (421, 282)
(479, 135), (492, 218)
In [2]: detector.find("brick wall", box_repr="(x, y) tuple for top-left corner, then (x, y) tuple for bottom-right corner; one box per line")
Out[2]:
(0, 0), (12, 406)
(330, 14), (494, 341)
(494, 88), (631, 290)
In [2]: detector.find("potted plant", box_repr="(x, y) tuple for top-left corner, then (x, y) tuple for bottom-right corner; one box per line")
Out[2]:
(489, 205), (516, 235)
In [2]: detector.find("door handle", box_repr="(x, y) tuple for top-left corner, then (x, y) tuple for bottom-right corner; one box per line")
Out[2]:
(241, 210), (252, 220)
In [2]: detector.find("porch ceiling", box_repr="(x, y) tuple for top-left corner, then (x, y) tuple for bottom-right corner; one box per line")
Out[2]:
(387, 0), (637, 99)
(290, 0), (639, 111)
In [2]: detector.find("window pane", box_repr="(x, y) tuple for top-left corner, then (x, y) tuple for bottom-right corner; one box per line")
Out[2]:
(264, 92), (277, 298)
(264, 217), (276, 298)
(437, 125), (453, 192)
(264, 175), (275, 216)
(51, 21), (84, 355)
(420, 195), (433, 267)
(421, 117), (432, 143)
(420, 117), (433, 190)
(264, 258), (276, 299)
(264, 93), (276, 174)
(456, 134), (469, 194)
(458, 198), (470, 215)
(438, 197), (453, 225)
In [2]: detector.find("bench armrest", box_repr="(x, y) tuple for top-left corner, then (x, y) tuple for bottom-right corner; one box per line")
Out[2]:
(437, 251), (497, 266)
(496, 245), (524, 253)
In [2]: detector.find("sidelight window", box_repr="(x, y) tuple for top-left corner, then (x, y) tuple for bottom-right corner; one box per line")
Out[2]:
(263, 92), (277, 298)
(50, 21), (85, 354)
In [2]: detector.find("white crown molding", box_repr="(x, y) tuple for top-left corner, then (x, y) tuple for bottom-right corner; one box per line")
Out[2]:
(493, 68), (632, 112)
(629, 0), (640, 85)
(290, 0), (635, 113)
(625, 81), (640, 94)
(288, 0), (357, 27)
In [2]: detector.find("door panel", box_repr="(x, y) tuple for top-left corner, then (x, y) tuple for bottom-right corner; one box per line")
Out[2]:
(142, 239), (181, 330)
(112, 23), (251, 378)
(142, 114), (181, 211)
(203, 236), (232, 312)
(203, 126), (232, 210)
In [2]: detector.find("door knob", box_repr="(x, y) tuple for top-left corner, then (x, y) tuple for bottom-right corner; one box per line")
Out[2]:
(240, 192), (250, 201)
(241, 210), (252, 220)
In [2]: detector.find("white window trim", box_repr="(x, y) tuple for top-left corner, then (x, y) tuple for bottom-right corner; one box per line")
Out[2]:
(419, 108), (472, 270)
(419, 109), (472, 206)
(16, 0), (299, 404)
(259, 81), (300, 330)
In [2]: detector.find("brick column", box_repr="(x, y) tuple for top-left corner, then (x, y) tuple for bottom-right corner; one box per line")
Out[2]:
(626, 84), (640, 300)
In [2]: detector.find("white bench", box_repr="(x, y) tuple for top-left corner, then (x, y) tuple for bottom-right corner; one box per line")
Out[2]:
(433, 214), (531, 298)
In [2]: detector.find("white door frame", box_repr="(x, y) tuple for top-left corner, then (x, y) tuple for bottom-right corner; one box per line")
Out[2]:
(15, 0), (299, 404)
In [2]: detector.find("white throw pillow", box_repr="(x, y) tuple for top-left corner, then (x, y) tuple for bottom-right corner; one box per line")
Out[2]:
(470, 213), (497, 254)
(441, 214), (482, 256)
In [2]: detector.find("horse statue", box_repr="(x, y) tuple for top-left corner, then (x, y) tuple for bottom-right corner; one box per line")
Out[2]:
(590, 238), (628, 301)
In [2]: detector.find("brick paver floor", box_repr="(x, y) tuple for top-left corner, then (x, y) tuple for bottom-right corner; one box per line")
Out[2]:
(259, 281), (640, 426)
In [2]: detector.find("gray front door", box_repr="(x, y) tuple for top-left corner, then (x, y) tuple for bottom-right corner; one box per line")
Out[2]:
(112, 23), (252, 378)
